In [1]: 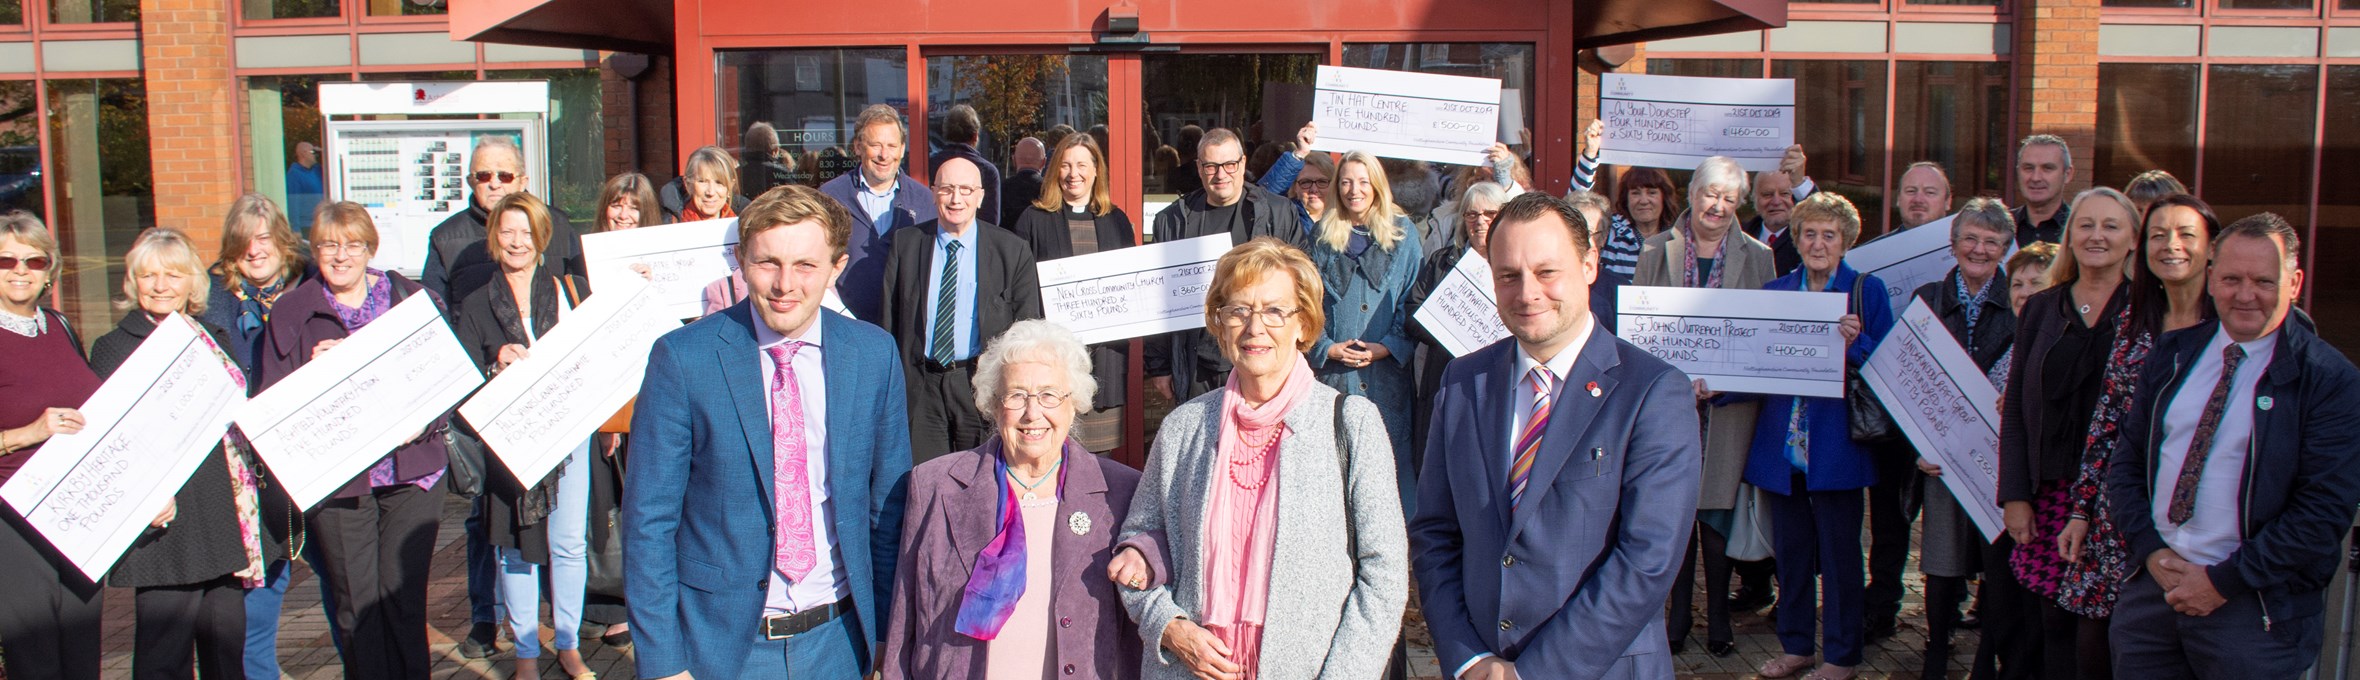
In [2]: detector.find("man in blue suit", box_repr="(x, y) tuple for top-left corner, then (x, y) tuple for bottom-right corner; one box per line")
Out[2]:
(625, 184), (913, 679)
(821, 104), (938, 325)
(1412, 192), (1701, 679)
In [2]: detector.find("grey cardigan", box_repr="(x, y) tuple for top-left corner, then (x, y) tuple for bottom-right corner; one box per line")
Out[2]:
(1118, 383), (1408, 680)
(1633, 220), (1776, 511)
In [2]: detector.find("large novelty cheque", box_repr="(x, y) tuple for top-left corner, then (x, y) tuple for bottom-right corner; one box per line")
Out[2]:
(1411, 247), (1509, 357)
(1307, 65), (1502, 166)
(1846, 215), (1959, 319)
(236, 295), (483, 509)
(1597, 73), (1796, 173)
(1037, 234), (1229, 345)
(459, 276), (680, 484)
(1, 314), (246, 580)
(582, 217), (739, 321)
(1618, 285), (1848, 398)
(1859, 299), (2005, 540)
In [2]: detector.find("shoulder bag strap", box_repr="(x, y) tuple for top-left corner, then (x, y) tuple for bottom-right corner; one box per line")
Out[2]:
(1334, 393), (1358, 560)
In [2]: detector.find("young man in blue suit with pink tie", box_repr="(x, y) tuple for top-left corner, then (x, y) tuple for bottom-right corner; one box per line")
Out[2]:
(1411, 192), (1702, 679)
(625, 184), (913, 679)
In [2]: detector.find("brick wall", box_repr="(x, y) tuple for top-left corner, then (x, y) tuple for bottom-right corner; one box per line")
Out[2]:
(602, 54), (677, 182)
(139, 0), (240, 260)
(2016, 0), (2099, 195)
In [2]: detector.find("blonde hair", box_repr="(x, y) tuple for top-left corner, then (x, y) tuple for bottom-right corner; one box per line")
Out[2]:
(0, 210), (59, 267)
(1316, 151), (1407, 251)
(118, 228), (211, 314)
(2044, 187), (2140, 289)
(214, 194), (308, 287)
(1205, 238), (1326, 352)
(684, 145), (739, 195)
(1033, 133), (1114, 216)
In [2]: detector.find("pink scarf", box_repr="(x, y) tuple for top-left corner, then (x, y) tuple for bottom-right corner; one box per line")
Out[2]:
(1201, 354), (1316, 675)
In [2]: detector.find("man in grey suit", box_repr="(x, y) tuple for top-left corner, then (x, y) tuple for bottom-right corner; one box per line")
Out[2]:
(1411, 192), (1702, 679)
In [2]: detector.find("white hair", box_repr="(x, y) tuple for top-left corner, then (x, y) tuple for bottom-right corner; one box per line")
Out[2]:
(971, 319), (1097, 421)
(1691, 156), (1750, 207)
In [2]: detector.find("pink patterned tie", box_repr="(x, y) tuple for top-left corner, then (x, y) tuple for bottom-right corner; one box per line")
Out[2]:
(766, 342), (817, 581)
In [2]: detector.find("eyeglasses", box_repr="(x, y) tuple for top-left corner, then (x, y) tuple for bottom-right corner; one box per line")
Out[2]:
(1463, 209), (1500, 223)
(933, 184), (983, 198)
(1297, 178), (1332, 190)
(1001, 389), (1070, 411)
(1198, 159), (1245, 175)
(0, 255), (53, 272)
(1216, 304), (1300, 328)
(1955, 234), (2009, 250)
(471, 171), (520, 184)
(316, 241), (371, 256)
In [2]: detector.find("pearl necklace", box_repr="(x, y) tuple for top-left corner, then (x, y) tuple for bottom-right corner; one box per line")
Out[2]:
(1228, 425), (1282, 491)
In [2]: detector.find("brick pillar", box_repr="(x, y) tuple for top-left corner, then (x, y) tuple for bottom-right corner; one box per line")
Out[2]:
(140, 0), (241, 260)
(2016, 0), (2099, 196)
(602, 54), (677, 181)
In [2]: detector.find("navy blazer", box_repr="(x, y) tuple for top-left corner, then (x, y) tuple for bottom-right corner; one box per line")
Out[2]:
(1738, 264), (1895, 494)
(2107, 318), (2360, 622)
(1410, 328), (1702, 679)
(623, 305), (913, 678)
(821, 170), (939, 324)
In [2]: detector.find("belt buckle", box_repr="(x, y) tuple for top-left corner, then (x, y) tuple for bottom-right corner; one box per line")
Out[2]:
(763, 614), (796, 641)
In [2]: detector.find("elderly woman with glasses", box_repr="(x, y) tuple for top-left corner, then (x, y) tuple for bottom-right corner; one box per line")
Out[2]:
(1113, 237), (1406, 680)
(881, 319), (1145, 679)
(0, 211), (104, 680)
(258, 202), (455, 680)
(1730, 192), (1893, 680)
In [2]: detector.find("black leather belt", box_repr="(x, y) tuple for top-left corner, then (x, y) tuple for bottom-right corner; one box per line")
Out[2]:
(763, 597), (852, 640)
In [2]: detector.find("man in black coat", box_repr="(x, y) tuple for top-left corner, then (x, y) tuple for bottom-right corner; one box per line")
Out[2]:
(1143, 127), (1306, 404)
(421, 137), (586, 303)
(999, 136), (1046, 227)
(2106, 213), (2360, 680)
(879, 157), (1043, 462)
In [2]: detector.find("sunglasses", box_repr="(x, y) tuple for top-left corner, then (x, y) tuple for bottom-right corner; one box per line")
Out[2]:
(0, 255), (52, 272)
(471, 171), (520, 184)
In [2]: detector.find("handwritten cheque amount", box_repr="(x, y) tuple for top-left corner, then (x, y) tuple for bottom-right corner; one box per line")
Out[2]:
(0, 314), (247, 580)
(1038, 234), (1231, 345)
(236, 294), (484, 510)
(1616, 285), (1848, 398)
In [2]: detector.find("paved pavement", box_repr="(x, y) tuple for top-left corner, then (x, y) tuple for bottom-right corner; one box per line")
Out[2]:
(84, 496), (1974, 679)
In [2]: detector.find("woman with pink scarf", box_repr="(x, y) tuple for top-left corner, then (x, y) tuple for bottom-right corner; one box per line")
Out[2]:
(1111, 237), (1407, 680)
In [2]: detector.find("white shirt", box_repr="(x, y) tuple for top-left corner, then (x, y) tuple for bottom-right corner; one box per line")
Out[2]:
(2154, 328), (2277, 567)
(754, 311), (851, 615)
(1506, 317), (1596, 466)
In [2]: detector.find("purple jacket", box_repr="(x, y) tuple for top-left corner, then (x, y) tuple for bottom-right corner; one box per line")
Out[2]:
(255, 272), (452, 500)
(881, 440), (1144, 680)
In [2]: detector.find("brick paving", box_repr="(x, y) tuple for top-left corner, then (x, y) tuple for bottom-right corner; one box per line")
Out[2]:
(88, 496), (1970, 679)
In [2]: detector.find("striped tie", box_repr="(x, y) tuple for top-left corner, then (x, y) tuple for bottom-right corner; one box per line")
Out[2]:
(929, 239), (962, 364)
(1509, 367), (1555, 512)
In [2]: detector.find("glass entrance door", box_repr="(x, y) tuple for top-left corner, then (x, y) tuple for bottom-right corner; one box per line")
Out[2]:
(1135, 53), (1321, 230)
(923, 54), (1110, 226)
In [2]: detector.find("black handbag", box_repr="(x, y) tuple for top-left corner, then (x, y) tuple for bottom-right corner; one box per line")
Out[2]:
(1845, 275), (1903, 445)
(442, 420), (490, 500)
